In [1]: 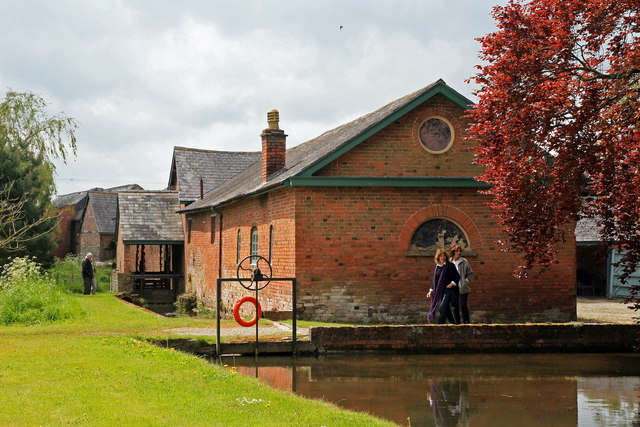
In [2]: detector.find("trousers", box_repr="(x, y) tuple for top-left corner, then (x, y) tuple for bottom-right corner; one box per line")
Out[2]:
(437, 290), (459, 324)
(83, 277), (92, 295)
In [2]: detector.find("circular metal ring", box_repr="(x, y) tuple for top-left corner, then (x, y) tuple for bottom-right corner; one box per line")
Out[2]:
(236, 255), (272, 290)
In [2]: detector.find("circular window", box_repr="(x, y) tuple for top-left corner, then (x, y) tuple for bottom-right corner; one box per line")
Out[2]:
(418, 116), (454, 154)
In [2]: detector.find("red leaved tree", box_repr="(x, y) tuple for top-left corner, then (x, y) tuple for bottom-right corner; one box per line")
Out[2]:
(468, 0), (639, 305)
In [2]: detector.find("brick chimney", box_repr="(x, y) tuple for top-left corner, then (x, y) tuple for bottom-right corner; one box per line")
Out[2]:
(261, 109), (286, 182)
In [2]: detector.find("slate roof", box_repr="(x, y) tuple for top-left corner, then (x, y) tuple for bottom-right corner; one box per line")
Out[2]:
(87, 191), (118, 234)
(53, 184), (143, 208)
(53, 190), (87, 208)
(117, 191), (184, 244)
(169, 147), (260, 203)
(182, 79), (473, 213)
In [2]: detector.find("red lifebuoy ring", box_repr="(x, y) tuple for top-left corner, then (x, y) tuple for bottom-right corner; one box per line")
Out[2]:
(233, 296), (262, 327)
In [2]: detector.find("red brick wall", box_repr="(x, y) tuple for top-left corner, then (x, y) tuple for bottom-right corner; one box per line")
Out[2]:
(76, 201), (116, 261)
(184, 188), (296, 314)
(316, 94), (480, 178)
(78, 202), (100, 257)
(52, 205), (76, 258)
(116, 224), (129, 273)
(294, 186), (575, 323)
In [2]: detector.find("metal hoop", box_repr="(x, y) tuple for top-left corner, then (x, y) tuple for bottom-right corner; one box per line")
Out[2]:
(236, 255), (272, 290)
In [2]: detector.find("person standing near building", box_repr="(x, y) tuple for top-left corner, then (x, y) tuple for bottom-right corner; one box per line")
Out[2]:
(82, 253), (94, 295)
(427, 248), (460, 324)
(450, 244), (474, 324)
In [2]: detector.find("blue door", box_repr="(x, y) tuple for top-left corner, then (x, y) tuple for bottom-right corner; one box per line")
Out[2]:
(607, 250), (640, 298)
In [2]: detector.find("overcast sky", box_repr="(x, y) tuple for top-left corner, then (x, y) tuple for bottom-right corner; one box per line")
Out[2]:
(1, 1), (505, 196)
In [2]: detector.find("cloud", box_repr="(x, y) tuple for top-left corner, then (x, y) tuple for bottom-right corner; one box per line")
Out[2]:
(1, 1), (502, 195)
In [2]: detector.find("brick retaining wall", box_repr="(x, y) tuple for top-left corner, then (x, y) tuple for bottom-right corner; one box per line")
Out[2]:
(310, 324), (639, 353)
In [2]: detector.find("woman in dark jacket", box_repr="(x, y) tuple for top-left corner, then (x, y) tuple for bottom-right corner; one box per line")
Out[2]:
(427, 248), (460, 324)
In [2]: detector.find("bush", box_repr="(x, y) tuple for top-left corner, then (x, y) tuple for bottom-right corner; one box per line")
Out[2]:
(48, 254), (83, 294)
(0, 257), (84, 325)
(174, 293), (197, 316)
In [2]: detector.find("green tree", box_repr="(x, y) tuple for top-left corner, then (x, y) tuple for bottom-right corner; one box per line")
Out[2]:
(0, 90), (77, 266)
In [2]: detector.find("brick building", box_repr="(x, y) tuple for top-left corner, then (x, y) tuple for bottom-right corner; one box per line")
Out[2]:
(179, 80), (577, 323)
(52, 184), (142, 260)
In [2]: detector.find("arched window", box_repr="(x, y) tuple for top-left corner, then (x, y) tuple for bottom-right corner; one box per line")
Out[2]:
(269, 225), (274, 265)
(408, 218), (471, 256)
(250, 227), (258, 265)
(237, 229), (242, 264)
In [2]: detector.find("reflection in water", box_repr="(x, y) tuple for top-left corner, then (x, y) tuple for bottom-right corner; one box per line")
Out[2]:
(219, 353), (640, 427)
(429, 380), (474, 427)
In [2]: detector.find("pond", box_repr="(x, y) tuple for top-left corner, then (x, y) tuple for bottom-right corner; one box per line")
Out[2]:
(219, 353), (640, 426)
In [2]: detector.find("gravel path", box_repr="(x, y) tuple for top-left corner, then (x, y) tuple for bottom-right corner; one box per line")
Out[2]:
(576, 297), (637, 324)
(163, 321), (309, 338)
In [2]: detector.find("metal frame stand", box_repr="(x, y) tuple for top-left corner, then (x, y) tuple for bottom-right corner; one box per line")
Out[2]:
(215, 277), (297, 356)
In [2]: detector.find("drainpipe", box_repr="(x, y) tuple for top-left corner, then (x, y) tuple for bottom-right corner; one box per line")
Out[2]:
(212, 207), (223, 354)
(211, 207), (223, 278)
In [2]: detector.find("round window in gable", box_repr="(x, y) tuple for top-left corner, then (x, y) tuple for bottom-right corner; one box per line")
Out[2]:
(418, 116), (455, 154)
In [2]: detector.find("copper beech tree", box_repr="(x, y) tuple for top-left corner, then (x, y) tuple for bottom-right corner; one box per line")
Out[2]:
(468, 0), (639, 289)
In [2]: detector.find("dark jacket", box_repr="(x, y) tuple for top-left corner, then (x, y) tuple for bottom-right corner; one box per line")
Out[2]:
(82, 257), (94, 279)
(428, 261), (460, 321)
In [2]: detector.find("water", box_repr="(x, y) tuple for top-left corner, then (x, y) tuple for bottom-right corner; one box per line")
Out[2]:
(220, 353), (640, 426)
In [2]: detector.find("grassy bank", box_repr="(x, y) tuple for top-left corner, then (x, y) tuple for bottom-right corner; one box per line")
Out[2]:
(0, 294), (395, 426)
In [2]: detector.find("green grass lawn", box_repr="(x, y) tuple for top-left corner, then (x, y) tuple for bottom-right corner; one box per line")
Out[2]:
(0, 294), (395, 426)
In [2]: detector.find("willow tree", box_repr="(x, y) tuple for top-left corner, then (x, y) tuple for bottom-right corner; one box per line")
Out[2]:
(0, 90), (77, 266)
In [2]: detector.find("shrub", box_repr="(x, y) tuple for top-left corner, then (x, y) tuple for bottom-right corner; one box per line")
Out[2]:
(195, 300), (216, 319)
(174, 293), (197, 315)
(49, 254), (84, 294)
(0, 257), (84, 325)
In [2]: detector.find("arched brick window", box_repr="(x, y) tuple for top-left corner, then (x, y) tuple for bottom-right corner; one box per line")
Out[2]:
(400, 205), (482, 258)
(406, 218), (474, 257)
(250, 226), (258, 265)
(268, 225), (274, 264)
(236, 229), (242, 264)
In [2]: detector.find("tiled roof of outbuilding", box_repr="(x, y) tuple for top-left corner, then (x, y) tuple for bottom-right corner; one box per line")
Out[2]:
(117, 191), (184, 243)
(182, 80), (472, 213)
(88, 191), (118, 234)
(53, 190), (87, 208)
(169, 148), (260, 203)
(53, 184), (143, 208)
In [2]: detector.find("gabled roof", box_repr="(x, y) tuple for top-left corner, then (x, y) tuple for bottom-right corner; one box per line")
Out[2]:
(168, 147), (260, 203)
(87, 191), (118, 234)
(117, 191), (184, 244)
(53, 190), (88, 208)
(53, 184), (143, 208)
(182, 80), (474, 213)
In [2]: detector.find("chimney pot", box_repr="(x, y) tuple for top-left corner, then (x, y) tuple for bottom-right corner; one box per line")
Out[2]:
(267, 109), (279, 129)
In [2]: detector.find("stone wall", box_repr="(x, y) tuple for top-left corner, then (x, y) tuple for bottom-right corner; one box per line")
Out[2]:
(311, 324), (638, 353)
